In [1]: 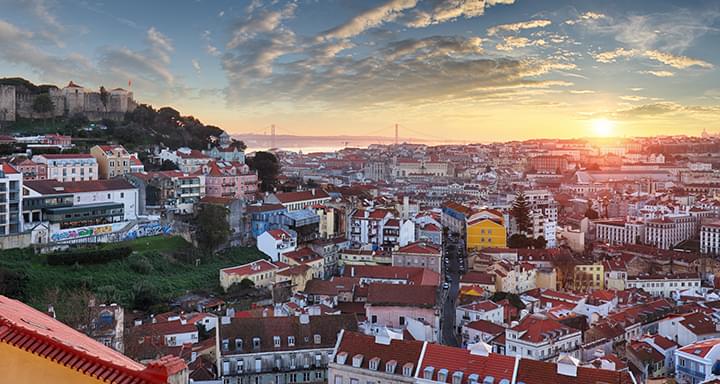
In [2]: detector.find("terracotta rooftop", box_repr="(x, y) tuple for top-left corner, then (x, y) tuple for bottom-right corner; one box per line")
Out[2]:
(0, 295), (186, 383)
(366, 284), (437, 308)
(24, 179), (135, 194)
(334, 331), (423, 374)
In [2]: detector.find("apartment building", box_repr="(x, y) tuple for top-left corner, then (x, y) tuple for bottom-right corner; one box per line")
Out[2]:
(701, 221), (720, 255)
(506, 314), (582, 361)
(218, 314), (358, 384)
(0, 163), (22, 236)
(33, 153), (98, 182)
(626, 274), (701, 298)
(90, 144), (132, 179)
(392, 241), (442, 274)
(645, 215), (696, 250)
(595, 220), (645, 245)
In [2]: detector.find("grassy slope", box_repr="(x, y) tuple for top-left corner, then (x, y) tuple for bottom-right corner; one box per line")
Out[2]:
(0, 236), (264, 310)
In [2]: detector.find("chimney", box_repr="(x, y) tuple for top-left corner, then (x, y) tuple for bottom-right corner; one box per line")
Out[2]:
(311, 188), (316, 196)
(47, 305), (56, 319)
(351, 267), (355, 277)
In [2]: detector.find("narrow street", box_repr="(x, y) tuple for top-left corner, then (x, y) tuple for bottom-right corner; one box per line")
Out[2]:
(440, 235), (463, 347)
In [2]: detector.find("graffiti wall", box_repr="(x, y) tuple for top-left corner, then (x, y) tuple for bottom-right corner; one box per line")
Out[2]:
(123, 222), (173, 241)
(50, 225), (113, 242)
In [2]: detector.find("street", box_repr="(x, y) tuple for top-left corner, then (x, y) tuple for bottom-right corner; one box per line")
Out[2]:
(440, 235), (464, 346)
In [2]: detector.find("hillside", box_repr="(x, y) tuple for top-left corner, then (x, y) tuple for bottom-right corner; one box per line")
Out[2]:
(0, 77), (227, 151)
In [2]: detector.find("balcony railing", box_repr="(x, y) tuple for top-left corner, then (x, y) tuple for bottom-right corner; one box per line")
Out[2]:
(677, 365), (705, 378)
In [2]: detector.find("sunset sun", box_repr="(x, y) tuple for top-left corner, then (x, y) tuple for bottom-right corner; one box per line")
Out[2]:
(592, 118), (616, 137)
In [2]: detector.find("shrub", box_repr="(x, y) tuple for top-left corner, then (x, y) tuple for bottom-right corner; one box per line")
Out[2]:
(47, 247), (132, 266)
(128, 254), (153, 274)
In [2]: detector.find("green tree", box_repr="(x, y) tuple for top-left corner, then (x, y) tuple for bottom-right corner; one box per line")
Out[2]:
(510, 191), (531, 234)
(99, 86), (109, 112)
(533, 236), (547, 249)
(196, 204), (230, 251)
(508, 233), (531, 249)
(0, 268), (28, 300)
(32, 93), (54, 128)
(248, 151), (280, 192)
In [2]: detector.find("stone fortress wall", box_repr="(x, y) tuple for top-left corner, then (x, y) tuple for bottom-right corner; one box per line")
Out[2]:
(0, 81), (136, 122)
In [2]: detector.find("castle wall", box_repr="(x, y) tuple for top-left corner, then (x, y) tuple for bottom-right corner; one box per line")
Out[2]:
(2, 83), (135, 121)
(0, 85), (16, 121)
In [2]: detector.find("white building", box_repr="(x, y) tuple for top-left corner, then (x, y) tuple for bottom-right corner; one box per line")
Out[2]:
(505, 314), (582, 361)
(645, 215), (697, 250)
(595, 220), (645, 245)
(701, 221), (720, 255)
(33, 154), (98, 182)
(657, 312), (720, 347)
(256, 228), (297, 262)
(455, 301), (504, 330)
(0, 163), (23, 237)
(159, 148), (212, 173)
(674, 338), (720, 384)
(626, 274), (701, 298)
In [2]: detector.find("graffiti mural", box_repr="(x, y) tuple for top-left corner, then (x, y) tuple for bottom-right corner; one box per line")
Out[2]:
(50, 225), (113, 242)
(123, 222), (173, 241)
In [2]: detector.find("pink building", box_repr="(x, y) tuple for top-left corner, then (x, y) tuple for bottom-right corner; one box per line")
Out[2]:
(365, 283), (440, 341)
(12, 158), (47, 180)
(43, 133), (72, 147)
(202, 160), (259, 200)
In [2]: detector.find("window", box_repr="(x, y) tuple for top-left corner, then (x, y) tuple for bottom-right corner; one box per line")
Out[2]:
(350, 379), (359, 384)
(274, 336), (281, 347)
(253, 337), (261, 350)
(288, 336), (295, 346)
(371, 315), (377, 324)
(235, 339), (243, 350)
(399, 316), (405, 326)
(314, 334), (321, 344)
(334, 376), (343, 384)
(255, 357), (262, 372)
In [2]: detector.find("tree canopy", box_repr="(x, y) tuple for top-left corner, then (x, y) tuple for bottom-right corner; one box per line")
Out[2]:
(510, 190), (531, 234)
(32, 94), (54, 115)
(195, 204), (230, 251)
(248, 151), (280, 192)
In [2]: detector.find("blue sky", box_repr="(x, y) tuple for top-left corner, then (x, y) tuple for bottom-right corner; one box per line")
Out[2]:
(1, 0), (719, 140)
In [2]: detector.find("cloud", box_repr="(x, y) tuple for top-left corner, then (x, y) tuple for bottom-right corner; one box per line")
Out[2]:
(495, 36), (546, 52)
(613, 102), (720, 120)
(227, 3), (297, 48)
(619, 95), (646, 101)
(569, 90), (595, 94)
(192, 59), (201, 73)
(406, 0), (494, 28)
(222, 29), (575, 110)
(640, 70), (674, 78)
(319, 0), (417, 40)
(487, 19), (551, 36)
(593, 48), (713, 69)
(147, 27), (173, 59)
(565, 11), (606, 25)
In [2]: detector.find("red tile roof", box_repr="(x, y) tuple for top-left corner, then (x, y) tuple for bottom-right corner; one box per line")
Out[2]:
(367, 284), (437, 307)
(680, 312), (719, 335)
(517, 357), (633, 384)
(221, 259), (278, 276)
(1, 162), (19, 174)
(334, 331), (423, 374)
(512, 314), (578, 343)
(266, 228), (294, 240)
(274, 189), (329, 203)
(24, 179), (135, 194)
(419, 343), (516, 383)
(343, 265), (440, 286)
(0, 295), (185, 383)
(283, 248), (322, 264)
(396, 242), (441, 255)
(461, 271), (495, 285)
(461, 300), (501, 312)
(36, 153), (94, 159)
(678, 338), (720, 358)
(464, 319), (505, 336)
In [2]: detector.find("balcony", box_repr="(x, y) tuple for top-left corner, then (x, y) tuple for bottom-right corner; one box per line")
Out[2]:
(677, 365), (705, 379)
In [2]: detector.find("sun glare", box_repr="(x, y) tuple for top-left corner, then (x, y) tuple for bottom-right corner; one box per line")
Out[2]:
(592, 118), (615, 137)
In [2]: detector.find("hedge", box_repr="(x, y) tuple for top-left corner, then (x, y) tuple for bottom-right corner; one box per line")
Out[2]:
(47, 247), (133, 266)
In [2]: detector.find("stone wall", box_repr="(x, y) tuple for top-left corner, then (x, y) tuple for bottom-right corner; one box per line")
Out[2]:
(0, 84), (136, 122)
(0, 85), (16, 121)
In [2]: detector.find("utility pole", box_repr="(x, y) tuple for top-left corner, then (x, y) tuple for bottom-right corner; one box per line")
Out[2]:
(395, 123), (399, 145)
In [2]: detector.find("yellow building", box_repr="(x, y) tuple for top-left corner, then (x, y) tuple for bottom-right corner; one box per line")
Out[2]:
(573, 263), (605, 291)
(466, 209), (507, 250)
(0, 295), (187, 384)
(90, 144), (132, 179)
(219, 259), (279, 291)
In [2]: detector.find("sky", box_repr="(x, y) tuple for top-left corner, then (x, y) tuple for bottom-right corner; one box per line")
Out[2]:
(1, 0), (719, 142)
